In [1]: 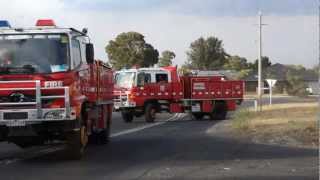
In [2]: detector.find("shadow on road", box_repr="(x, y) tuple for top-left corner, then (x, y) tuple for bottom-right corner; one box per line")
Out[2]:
(24, 120), (317, 164)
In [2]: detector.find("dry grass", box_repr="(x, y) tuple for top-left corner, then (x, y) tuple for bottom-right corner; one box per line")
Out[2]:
(232, 103), (319, 148)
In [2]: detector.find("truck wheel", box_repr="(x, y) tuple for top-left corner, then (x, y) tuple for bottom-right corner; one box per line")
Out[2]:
(210, 101), (227, 120)
(65, 111), (88, 160)
(121, 111), (133, 123)
(98, 105), (112, 144)
(145, 103), (156, 123)
(192, 113), (204, 120)
(210, 110), (227, 120)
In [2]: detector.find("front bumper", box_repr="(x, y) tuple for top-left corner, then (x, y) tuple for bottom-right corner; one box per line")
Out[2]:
(0, 108), (77, 127)
(113, 101), (136, 110)
(113, 90), (136, 110)
(0, 80), (76, 127)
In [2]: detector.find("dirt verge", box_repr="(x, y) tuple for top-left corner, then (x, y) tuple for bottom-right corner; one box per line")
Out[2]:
(231, 103), (319, 149)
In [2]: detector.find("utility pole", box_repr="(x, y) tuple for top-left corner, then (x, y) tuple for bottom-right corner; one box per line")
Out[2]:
(257, 11), (263, 111)
(318, 1), (320, 122)
(318, 1), (320, 96)
(317, 0), (320, 170)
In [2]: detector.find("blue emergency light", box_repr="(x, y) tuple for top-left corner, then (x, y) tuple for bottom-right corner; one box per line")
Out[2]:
(0, 20), (11, 28)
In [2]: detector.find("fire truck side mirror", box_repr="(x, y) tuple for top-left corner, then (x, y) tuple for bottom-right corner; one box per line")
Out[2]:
(86, 43), (94, 64)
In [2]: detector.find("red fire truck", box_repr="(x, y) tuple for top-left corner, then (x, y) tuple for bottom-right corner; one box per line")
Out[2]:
(0, 19), (114, 159)
(114, 66), (244, 123)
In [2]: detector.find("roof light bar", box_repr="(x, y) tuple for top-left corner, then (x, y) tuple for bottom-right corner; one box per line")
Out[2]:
(36, 19), (56, 27)
(0, 20), (11, 28)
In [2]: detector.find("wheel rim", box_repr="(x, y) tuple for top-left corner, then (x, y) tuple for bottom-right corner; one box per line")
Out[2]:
(150, 108), (156, 119)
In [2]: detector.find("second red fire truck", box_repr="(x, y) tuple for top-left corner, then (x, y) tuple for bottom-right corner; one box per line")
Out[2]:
(114, 66), (244, 123)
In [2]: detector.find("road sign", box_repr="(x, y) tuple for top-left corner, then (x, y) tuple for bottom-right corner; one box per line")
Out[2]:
(266, 79), (277, 105)
(266, 79), (277, 88)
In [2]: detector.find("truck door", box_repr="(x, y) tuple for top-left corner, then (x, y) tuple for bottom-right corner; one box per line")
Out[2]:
(137, 72), (151, 103)
(155, 73), (171, 99)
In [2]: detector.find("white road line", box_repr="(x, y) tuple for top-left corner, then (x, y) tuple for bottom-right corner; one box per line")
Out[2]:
(110, 113), (181, 138)
(168, 113), (184, 122)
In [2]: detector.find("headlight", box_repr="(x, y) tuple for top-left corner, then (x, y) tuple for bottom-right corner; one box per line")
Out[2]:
(44, 110), (65, 119)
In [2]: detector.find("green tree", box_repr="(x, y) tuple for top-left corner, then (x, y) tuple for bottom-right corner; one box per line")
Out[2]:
(105, 32), (159, 70)
(223, 56), (253, 79)
(286, 65), (308, 96)
(158, 50), (175, 67)
(186, 36), (228, 70)
(143, 43), (159, 67)
(249, 56), (272, 79)
(223, 56), (249, 71)
(252, 56), (272, 72)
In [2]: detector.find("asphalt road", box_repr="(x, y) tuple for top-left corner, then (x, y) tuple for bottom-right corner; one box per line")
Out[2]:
(0, 96), (318, 180)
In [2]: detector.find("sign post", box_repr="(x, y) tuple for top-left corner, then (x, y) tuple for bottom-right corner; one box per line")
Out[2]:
(266, 79), (277, 105)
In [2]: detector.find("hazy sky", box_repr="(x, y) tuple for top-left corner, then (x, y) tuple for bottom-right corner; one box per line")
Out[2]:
(1, 0), (318, 67)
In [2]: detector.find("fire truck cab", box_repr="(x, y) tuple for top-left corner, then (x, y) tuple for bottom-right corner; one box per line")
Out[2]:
(114, 67), (178, 122)
(0, 20), (114, 159)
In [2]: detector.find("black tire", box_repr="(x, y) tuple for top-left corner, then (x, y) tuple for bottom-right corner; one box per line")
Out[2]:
(145, 103), (156, 123)
(89, 105), (111, 145)
(98, 105), (111, 144)
(121, 111), (133, 123)
(210, 101), (227, 120)
(99, 125), (110, 144)
(192, 113), (204, 120)
(65, 112), (87, 160)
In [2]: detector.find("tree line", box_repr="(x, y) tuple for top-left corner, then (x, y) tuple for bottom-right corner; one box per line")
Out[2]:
(105, 31), (318, 96)
(105, 31), (273, 76)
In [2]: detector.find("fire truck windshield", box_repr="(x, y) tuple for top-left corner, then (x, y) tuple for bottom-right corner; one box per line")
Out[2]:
(115, 72), (136, 88)
(0, 34), (69, 74)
